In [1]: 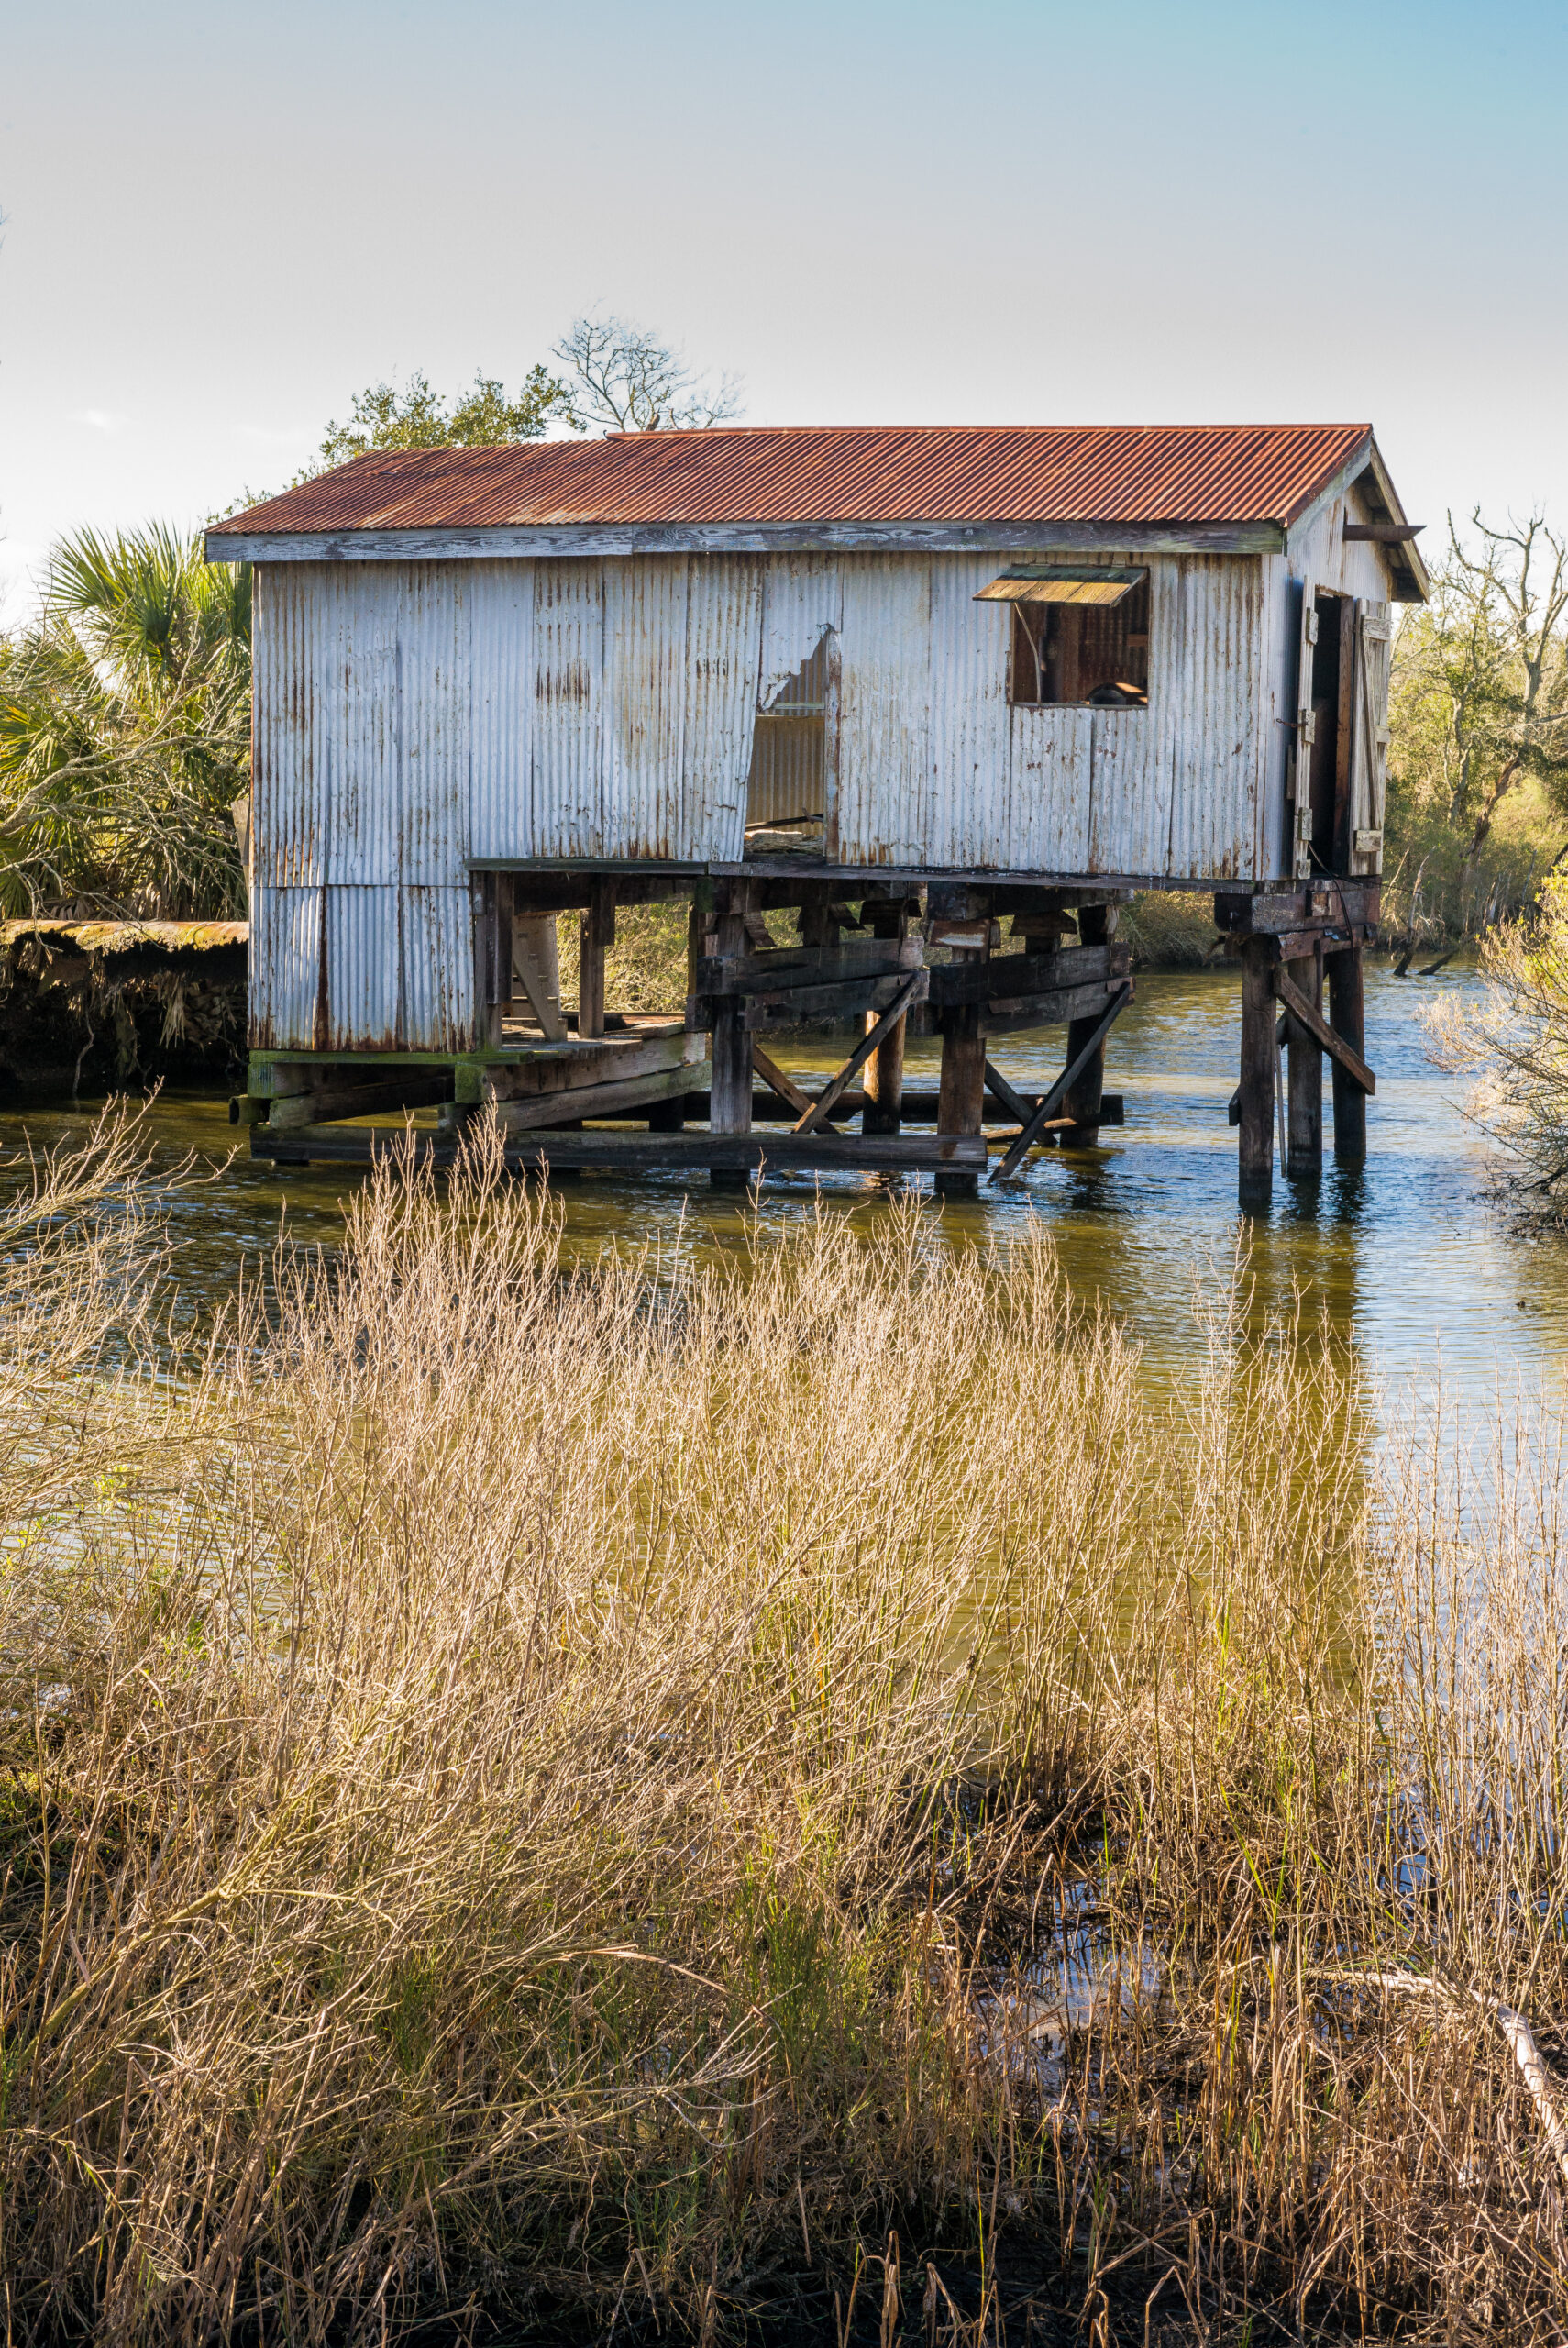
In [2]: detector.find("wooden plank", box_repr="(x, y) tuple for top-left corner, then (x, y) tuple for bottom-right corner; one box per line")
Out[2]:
(742, 969), (930, 1031)
(990, 985), (1132, 1183)
(268, 1073), (452, 1130)
(979, 978), (1131, 1036)
(1343, 522), (1425, 542)
(212, 518), (1290, 566)
(751, 1043), (814, 1117)
(512, 913), (566, 1039)
(1273, 969), (1375, 1095)
(926, 940), (1127, 1008)
(487, 1028), (701, 1097)
(252, 1126), (988, 1175)
(794, 974), (922, 1135)
(495, 1060), (708, 1132)
(695, 937), (921, 993)
(983, 1060), (1037, 1124)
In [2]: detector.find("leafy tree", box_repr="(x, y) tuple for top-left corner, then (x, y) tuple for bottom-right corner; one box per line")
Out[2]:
(305, 316), (744, 479)
(0, 526), (250, 918)
(311, 365), (570, 474)
(1391, 513), (1568, 892)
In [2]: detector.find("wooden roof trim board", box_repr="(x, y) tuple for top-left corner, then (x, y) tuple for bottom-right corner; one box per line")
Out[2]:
(1285, 441), (1430, 602)
(206, 517), (1292, 565)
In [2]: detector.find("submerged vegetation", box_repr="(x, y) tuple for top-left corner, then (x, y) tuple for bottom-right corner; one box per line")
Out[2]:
(2, 1121), (1567, 2342)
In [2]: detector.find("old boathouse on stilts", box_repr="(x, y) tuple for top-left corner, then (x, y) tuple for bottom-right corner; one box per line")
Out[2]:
(206, 422), (1427, 1205)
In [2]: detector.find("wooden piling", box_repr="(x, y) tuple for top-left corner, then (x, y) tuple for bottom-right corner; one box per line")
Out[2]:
(578, 880), (614, 1040)
(862, 899), (909, 1135)
(1327, 939), (1367, 1164)
(1238, 936), (1275, 1211)
(934, 1007), (985, 1199)
(1062, 903), (1111, 1142)
(709, 879), (756, 1191)
(1285, 945), (1323, 1179)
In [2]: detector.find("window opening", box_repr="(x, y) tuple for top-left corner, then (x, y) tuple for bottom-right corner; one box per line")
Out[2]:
(745, 632), (828, 849)
(978, 569), (1150, 708)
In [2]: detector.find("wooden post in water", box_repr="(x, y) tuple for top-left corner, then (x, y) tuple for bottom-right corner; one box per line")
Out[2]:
(1062, 903), (1112, 1142)
(709, 878), (756, 1191)
(1286, 943), (1324, 1180)
(1238, 936), (1275, 1211)
(933, 890), (988, 1201)
(862, 898), (910, 1136)
(1327, 938), (1367, 1164)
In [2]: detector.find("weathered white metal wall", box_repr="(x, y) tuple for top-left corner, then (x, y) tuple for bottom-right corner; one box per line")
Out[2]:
(250, 541), (1293, 1049)
(834, 548), (1267, 880)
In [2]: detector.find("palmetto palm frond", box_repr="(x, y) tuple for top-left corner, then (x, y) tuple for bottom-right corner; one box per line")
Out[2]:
(1, 526), (251, 918)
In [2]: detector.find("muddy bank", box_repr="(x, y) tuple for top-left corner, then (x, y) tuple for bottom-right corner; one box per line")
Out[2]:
(0, 921), (247, 1098)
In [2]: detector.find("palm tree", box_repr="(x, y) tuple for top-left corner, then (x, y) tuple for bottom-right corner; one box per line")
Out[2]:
(0, 525), (251, 918)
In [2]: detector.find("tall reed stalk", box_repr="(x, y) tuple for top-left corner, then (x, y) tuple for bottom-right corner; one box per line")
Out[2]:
(1, 1125), (1564, 2342)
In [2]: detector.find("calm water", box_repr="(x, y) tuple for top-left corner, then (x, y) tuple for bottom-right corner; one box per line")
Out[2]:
(5, 958), (1564, 1413)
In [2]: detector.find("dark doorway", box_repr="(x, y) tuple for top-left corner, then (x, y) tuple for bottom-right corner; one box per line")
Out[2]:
(1307, 593), (1354, 875)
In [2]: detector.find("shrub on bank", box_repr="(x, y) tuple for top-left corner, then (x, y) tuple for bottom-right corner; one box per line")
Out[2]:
(2, 1124), (1566, 2344)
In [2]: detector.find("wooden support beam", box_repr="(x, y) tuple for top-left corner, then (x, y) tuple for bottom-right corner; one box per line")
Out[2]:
(1063, 904), (1115, 1143)
(990, 985), (1132, 1183)
(1238, 937), (1275, 1211)
(751, 1042), (814, 1118)
(512, 913), (566, 1038)
(267, 1073), (453, 1130)
(709, 879), (756, 1191)
(1327, 940), (1368, 1163)
(578, 880), (614, 1040)
(253, 1125), (988, 1177)
(983, 1060), (1037, 1124)
(1343, 522), (1424, 542)
(934, 904), (990, 1199)
(794, 973), (922, 1135)
(1285, 947), (1323, 1180)
(1273, 968), (1375, 1096)
(862, 898), (909, 1135)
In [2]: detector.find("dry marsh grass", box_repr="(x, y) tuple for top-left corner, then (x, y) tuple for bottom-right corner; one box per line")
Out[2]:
(2, 1118), (1567, 2344)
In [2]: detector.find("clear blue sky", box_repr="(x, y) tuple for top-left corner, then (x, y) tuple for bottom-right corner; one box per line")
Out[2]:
(3, 0), (1563, 613)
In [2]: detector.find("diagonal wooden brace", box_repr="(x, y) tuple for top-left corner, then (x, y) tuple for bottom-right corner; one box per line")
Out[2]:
(1273, 969), (1375, 1094)
(990, 985), (1132, 1183)
(793, 972), (922, 1135)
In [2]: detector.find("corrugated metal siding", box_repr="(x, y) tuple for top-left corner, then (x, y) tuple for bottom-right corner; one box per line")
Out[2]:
(248, 882), (323, 1050)
(531, 559), (604, 858)
(681, 556), (762, 864)
(837, 557), (933, 866)
(605, 557), (688, 858)
(252, 569), (323, 886)
(1010, 707), (1092, 869)
(925, 554), (1011, 867)
(326, 563), (402, 885)
(758, 556), (841, 708)
(397, 564), (470, 886)
(324, 884), (400, 1050)
(469, 559), (534, 859)
(400, 884), (475, 1051)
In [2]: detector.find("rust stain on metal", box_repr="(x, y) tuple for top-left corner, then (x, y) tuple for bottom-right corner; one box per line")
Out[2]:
(210, 424), (1374, 538)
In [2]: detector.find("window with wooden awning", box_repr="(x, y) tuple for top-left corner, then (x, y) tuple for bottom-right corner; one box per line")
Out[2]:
(977, 567), (1151, 708)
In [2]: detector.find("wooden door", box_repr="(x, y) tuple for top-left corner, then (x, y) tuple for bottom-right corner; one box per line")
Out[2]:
(1348, 600), (1392, 876)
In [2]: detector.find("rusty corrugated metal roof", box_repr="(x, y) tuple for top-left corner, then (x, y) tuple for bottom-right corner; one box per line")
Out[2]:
(211, 423), (1375, 537)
